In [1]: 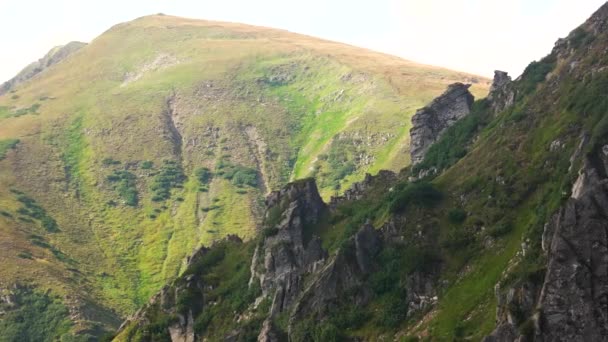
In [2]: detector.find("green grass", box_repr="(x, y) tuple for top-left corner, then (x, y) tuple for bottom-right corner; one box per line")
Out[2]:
(0, 139), (19, 160)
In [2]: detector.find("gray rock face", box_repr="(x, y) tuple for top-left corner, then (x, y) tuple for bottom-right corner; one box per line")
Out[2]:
(289, 224), (381, 327)
(250, 179), (328, 316)
(487, 70), (515, 115)
(536, 157), (608, 341)
(257, 319), (282, 342)
(0, 41), (86, 95)
(485, 153), (608, 342)
(409, 83), (474, 164)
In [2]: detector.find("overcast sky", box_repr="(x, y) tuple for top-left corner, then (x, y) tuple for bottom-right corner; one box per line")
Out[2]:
(0, 0), (605, 82)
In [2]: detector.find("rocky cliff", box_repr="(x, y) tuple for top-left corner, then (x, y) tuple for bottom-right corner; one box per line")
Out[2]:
(484, 150), (608, 342)
(409, 82), (474, 164)
(487, 70), (515, 115)
(0, 41), (86, 95)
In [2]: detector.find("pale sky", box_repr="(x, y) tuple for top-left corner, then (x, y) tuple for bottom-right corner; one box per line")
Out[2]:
(0, 0), (605, 82)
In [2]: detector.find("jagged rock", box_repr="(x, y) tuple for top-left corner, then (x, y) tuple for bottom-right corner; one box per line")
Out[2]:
(168, 310), (195, 342)
(484, 281), (539, 342)
(0, 41), (86, 95)
(329, 170), (397, 208)
(257, 319), (281, 342)
(536, 157), (608, 341)
(409, 83), (474, 164)
(482, 323), (520, 342)
(487, 70), (515, 115)
(250, 179), (328, 316)
(289, 224), (382, 328)
(485, 153), (608, 341)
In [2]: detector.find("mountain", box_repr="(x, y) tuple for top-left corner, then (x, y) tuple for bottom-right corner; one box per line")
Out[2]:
(115, 3), (608, 342)
(0, 14), (489, 340)
(0, 41), (87, 96)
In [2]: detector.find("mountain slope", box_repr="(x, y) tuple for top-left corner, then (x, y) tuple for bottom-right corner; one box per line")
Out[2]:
(0, 41), (87, 96)
(116, 3), (608, 341)
(0, 14), (488, 338)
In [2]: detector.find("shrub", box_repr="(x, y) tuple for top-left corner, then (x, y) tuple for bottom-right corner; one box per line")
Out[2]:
(195, 167), (212, 184)
(378, 291), (409, 329)
(488, 221), (513, 238)
(441, 229), (474, 250)
(519, 54), (556, 95)
(261, 227), (279, 238)
(106, 170), (138, 206)
(311, 322), (341, 342)
(0, 287), (73, 341)
(215, 161), (258, 187)
(150, 160), (186, 201)
(101, 158), (120, 166)
(448, 208), (467, 224)
(141, 160), (153, 169)
(15, 194), (59, 232)
(389, 182), (442, 213)
(0, 139), (20, 160)
(18, 251), (33, 259)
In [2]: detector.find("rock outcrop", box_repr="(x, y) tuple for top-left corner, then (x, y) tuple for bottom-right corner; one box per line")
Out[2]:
(484, 151), (608, 342)
(289, 224), (382, 326)
(0, 41), (86, 95)
(535, 155), (608, 341)
(409, 83), (474, 164)
(329, 170), (397, 208)
(250, 178), (328, 316)
(487, 70), (515, 115)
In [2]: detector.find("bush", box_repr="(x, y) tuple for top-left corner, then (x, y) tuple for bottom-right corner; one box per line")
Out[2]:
(262, 227), (279, 238)
(15, 194), (59, 232)
(141, 160), (153, 169)
(0, 139), (20, 160)
(519, 54), (556, 95)
(378, 291), (409, 329)
(106, 170), (138, 206)
(441, 229), (474, 250)
(311, 322), (341, 342)
(488, 221), (513, 238)
(448, 208), (467, 224)
(101, 158), (120, 166)
(215, 161), (258, 187)
(195, 167), (212, 184)
(150, 160), (186, 201)
(0, 287), (73, 341)
(389, 182), (442, 213)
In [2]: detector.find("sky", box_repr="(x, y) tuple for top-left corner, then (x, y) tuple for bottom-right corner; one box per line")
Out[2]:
(0, 0), (605, 82)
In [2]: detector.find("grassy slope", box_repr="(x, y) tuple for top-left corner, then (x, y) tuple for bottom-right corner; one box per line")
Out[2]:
(0, 14), (488, 333)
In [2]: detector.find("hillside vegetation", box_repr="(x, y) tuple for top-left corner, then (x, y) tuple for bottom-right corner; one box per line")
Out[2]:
(0, 14), (488, 337)
(116, 3), (608, 341)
